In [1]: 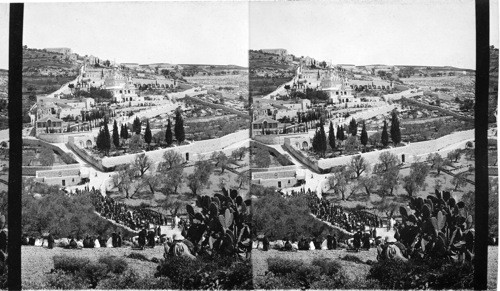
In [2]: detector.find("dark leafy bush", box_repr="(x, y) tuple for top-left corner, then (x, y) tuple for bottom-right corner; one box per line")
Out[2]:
(98, 255), (128, 274)
(267, 257), (303, 275)
(155, 255), (252, 290)
(126, 252), (149, 262)
(341, 254), (365, 264)
(367, 257), (474, 289)
(97, 269), (172, 290)
(53, 255), (90, 274)
(262, 257), (347, 289)
(79, 262), (109, 288)
(45, 269), (88, 289)
(311, 257), (343, 275)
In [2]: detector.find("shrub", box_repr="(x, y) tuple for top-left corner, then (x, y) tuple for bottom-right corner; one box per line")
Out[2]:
(79, 262), (109, 288)
(311, 258), (343, 276)
(98, 255), (128, 274)
(127, 252), (149, 262)
(155, 256), (206, 289)
(341, 254), (365, 264)
(367, 258), (473, 289)
(220, 260), (253, 290)
(46, 270), (88, 289)
(53, 255), (90, 274)
(267, 258), (303, 275)
(97, 269), (172, 290)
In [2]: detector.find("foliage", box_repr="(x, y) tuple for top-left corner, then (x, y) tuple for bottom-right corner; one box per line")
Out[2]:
(390, 110), (401, 145)
(112, 120), (120, 148)
(128, 134), (144, 153)
(126, 252), (149, 262)
(381, 120), (389, 147)
(348, 155), (370, 178)
(253, 147), (270, 168)
(344, 136), (360, 153)
(98, 256), (128, 274)
(256, 257), (347, 289)
(397, 190), (475, 263)
(174, 109), (185, 144)
(360, 122), (368, 147)
(348, 118), (358, 136)
(368, 257), (473, 289)
(253, 191), (329, 240)
(132, 116), (141, 135)
(328, 121), (336, 150)
(156, 256), (251, 290)
(165, 119), (173, 146)
(341, 254), (365, 264)
(39, 146), (55, 166)
(186, 160), (214, 195)
(98, 270), (172, 289)
(312, 125), (327, 156)
(132, 153), (152, 178)
(144, 119), (152, 146)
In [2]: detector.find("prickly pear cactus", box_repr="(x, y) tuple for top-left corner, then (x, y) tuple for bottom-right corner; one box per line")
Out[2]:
(185, 188), (251, 259)
(398, 190), (474, 262)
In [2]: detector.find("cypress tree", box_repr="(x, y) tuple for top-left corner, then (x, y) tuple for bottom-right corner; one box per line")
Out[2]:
(120, 124), (125, 139)
(165, 119), (173, 146)
(112, 120), (120, 148)
(319, 124), (327, 156)
(312, 128), (319, 153)
(390, 110), (401, 145)
(349, 118), (358, 136)
(381, 120), (389, 147)
(336, 125), (342, 140)
(96, 127), (103, 151)
(174, 110), (185, 144)
(340, 125), (345, 140)
(144, 119), (152, 148)
(133, 117), (142, 135)
(329, 121), (336, 150)
(103, 121), (111, 156)
(360, 121), (368, 148)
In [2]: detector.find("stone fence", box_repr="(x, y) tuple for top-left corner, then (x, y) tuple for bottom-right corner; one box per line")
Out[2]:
(23, 138), (79, 164)
(101, 130), (249, 168)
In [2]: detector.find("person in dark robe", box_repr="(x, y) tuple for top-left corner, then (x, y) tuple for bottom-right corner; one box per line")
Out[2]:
(47, 233), (54, 249)
(283, 239), (293, 251)
(89, 236), (95, 248)
(138, 229), (147, 249)
(147, 230), (156, 248)
(353, 231), (361, 250)
(69, 237), (77, 249)
(262, 236), (269, 251)
(362, 233), (371, 250)
(298, 237), (308, 250)
(314, 236), (322, 250)
(83, 236), (91, 248)
(117, 232), (122, 247)
(112, 232), (117, 247)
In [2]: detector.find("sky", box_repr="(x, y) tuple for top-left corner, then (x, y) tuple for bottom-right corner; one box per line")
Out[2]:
(22, 2), (249, 67)
(250, 0), (493, 70)
(0, 4), (8, 70)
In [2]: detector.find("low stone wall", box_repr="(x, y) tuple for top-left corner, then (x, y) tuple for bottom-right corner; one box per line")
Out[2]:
(101, 130), (249, 168)
(22, 164), (80, 176)
(283, 138), (323, 173)
(66, 141), (107, 172)
(37, 131), (92, 143)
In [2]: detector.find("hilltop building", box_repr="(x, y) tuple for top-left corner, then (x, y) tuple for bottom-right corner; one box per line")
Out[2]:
(261, 49), (288, 56)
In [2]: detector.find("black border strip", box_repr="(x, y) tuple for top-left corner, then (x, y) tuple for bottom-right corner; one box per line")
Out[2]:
(474, 0), (489, 289)
(8, 3), (23, 290)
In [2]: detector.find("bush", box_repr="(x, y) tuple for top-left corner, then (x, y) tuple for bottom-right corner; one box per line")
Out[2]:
(97, 269), (172, 290)
(53, 255), (90, 274)
(367, 258), (474, 289)
(46, 269), (88, 289)
(311, 258), (343, 276)
(80, 262), (109, 288)
(267, 258), (303, 275)
(155, 256), (207, 289)
(341, 254), (365, 264)
(127, 252), (149, 262)
(98, 255), (128, 274)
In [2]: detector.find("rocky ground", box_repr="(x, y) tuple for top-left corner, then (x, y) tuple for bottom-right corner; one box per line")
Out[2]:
(22, 245), (163, 289)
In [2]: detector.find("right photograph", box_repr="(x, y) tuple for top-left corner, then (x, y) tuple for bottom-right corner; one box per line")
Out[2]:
(249, 0), (495, 289)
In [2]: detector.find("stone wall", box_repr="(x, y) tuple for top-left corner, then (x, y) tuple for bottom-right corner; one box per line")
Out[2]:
(66, 140), (107, 172)
(23, 138), (78, 164)
(101, 130), (249, 168)
(401, 97), (474, 123)
(283, 137), (322, 173)
(37, 131), (92, 143)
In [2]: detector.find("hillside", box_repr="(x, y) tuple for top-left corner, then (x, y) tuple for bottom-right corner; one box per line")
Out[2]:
(249, 50), (296, 98)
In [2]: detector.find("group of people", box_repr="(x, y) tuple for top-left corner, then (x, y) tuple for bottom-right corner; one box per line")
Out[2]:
(89, 189), (169, 231)
(306, 191), (383, 234)
(21, 232), (124, 249)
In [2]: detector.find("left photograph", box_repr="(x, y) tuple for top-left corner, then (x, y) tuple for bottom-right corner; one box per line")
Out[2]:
(0, 4), (9, 290)
(20, 2), (251, 290)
